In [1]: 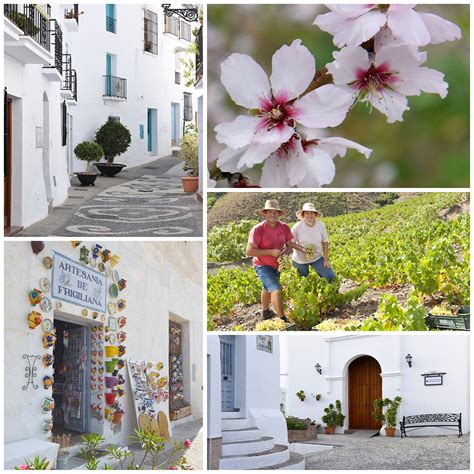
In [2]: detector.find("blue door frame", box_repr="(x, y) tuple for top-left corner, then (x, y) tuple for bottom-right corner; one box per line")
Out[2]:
(220, 336), (235, 412)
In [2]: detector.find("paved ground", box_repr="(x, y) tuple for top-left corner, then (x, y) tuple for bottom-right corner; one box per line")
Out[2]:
(18, 157), (202, 237)
(304, 434), (470, 470)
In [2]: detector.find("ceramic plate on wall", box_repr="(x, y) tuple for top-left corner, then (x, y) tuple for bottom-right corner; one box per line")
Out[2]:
(109, 284), (119, 298)
(42, 318), (53, 332)
(40, 278), (51, 293)
(43, 257), (53, 269)
(106, 267), (113, 279)
(112, 270), (120, 283)
(98, 262), (106, 272)
(90, 258), (97, 268)
(108, 302), (117, 315)
(40, 297), (52, 313)
(108, 333), (116, 344)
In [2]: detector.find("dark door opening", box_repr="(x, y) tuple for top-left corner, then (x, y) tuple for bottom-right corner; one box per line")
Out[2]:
(348, 355), (382, 430)
(52, 318), (91, 442)
(220, 335), (235, 412)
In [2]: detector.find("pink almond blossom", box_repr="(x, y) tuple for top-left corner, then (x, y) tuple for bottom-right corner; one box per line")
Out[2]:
(184, 439), (191, 449)
(314, 4), (461, 48)
(327, 44), (448, 123)
(215, 39), (353, 172)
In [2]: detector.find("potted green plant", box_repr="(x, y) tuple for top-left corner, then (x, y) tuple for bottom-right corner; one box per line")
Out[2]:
(74, 141), (104, 186)
(321, 400), (345, 434)
(178, 130), (199, 192)
(296, 390), (306, 401)
(372, 396), (402, 437)
(95, 120), (131, 176)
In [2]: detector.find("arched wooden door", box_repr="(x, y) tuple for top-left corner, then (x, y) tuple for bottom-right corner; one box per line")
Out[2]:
(348, 356), (382, 430)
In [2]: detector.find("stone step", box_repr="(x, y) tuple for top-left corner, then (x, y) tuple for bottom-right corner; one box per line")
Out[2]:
(220, 410), (241, 419)
(222, 417), (251, 431)
(257, 451), (306, 470)
(222, 436), (275, 456)
(222, 427), (262, 443)
(219, 444), (289, 470)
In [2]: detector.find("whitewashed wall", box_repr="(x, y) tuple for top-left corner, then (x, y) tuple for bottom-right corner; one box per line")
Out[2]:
(4, 240), (203, 448)
(281, 334), (470, 436)
(207, 336), (222, 440)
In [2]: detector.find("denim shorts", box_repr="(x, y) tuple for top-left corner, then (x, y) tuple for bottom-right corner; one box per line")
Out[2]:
(255, 265), (281, 293)
(292, 256), (336, 281)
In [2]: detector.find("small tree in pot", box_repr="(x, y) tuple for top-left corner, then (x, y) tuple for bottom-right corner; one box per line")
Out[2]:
(372, 396), (402, 437)
(95, 120), (131, 176)
(178, 130), (199, 192)
(321, 400), (345, 434)
(74, 141), (104, 186)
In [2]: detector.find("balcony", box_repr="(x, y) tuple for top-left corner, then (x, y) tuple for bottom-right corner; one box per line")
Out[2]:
(42, 19), (63, 81)
(61, 54), (78, 104)
(64, 4), (80, 32)
(4, 4), (54, 65)
(103, 75), (127, 101)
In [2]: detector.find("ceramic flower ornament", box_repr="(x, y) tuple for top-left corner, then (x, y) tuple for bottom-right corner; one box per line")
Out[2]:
(314, 4), (462, 48)
(327, 45), (448, 123)
(215, 40), (356, 179)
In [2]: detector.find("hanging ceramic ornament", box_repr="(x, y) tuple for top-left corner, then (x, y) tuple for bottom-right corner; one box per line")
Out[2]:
(43, 333), (57, 349)
(92, 244), (102, 260)
(43, 375), (54, 389)
(40, 278), (51, 293)
(31, 241), (45, 254)
(90, 258), (97, 268)
(101, 249), (111, 263)
(117, 278), (127, 291)
(42, 419), (53, 434)
(42, 318), (53, 333)
(43, 354), (54, 367)
(109, 284), (119, 298)
(41, 396), (55, 413)
(113, 271), (120, 283)
(43, 256), (53, 269)
(71, 241), (82, 248)
(110, 255), (120, 268)
(98, 262), (106, 273)
(40, 297), (52, 313)
(27, 311), (43, 329)
(55, 301), (63, 310)
(117, 299), (126, 311)
(29, 289), (43, 306)
(108, 303), (117, 315)
(82, 309), (88, 317)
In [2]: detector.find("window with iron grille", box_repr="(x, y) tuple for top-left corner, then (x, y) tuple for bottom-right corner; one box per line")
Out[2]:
(144, 9), (157, 55)
(179, 21), (191, 41)
(183, 93), (192, 122)
(164, 15), (179, 36)
(61, 100), (67, 146)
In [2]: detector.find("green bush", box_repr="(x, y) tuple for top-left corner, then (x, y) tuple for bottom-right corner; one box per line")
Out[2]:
(95, 120), (131, 164)
(375, 192), (399, 207)
(178, 131), (198, 176)
(74, 141), (104, 171)
(372, 396), (402, 428)
(286, 418), (308, 430)
(321, 400), (345, 428)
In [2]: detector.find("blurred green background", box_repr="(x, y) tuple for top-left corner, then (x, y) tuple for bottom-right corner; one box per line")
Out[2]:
(207, 4), (470, 188)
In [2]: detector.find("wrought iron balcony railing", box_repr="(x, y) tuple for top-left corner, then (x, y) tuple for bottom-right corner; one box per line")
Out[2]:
(49, 19), (63, 73)
(4, 4), (52, 52)
(104, 75), (127, 99)
(71, 69), (77, 101)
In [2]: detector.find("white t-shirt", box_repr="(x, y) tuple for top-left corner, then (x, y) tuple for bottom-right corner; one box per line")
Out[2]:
(291, 220), (329, 264)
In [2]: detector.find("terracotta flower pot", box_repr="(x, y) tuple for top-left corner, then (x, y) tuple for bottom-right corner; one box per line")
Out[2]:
(113, 412), (124, 424)
(385, 427), (396, 437)
(324, 426), (336, 435)
(181, 176), (199, 192)
(105, 393), (117, 405)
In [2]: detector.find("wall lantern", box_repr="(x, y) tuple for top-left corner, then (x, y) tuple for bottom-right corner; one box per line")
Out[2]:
(161, 4), (199, 22)
(80, 246), (90, 264)
(405, 353), (413, 368)
(315, 363), (322, 375)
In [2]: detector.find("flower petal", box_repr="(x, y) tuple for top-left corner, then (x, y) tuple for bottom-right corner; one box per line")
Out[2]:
(375, 45), (423, 73)
(270, 40), (315, 100)
(316, 137), (372, 159)
(398, 67), (448, 98)
(260, 155), (291, 188)
(221, 54), (271, 109)
(369, 90), (408, 123)
(326, 5), (375, 17)
(216, 146), (248, 173)
(214, 115), (261, 149)
(295, 84), (353, 128)
(387, 8), (431, 46)
(418, 13), (462, 44)
(327, 46), (369, 85)
(238, 142), (282, 169)
(296, 149), (335, 188)
(254, 122), (295, 145)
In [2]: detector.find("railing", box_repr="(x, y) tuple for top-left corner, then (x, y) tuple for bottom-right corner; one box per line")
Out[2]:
(195, 26), (203, 83)
(4, 4), (52, 52)
(104, 75), (126, 99)
(61, 55), (77, 101)
(71, 69), (77, 101)
(49, 19), (62, 73)
(106, 15), (116, 33)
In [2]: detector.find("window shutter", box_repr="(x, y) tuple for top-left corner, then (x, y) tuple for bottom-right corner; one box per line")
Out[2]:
(61, 100), (67, 146)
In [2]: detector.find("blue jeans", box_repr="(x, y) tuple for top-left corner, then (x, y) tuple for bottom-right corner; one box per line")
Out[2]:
(255, 265), (281, 293)
(292, 257), (336, 281)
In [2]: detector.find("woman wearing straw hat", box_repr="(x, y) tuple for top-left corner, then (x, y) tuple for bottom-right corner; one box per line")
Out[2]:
(291, 203), (336, 281)
(246, 199), (305, 321)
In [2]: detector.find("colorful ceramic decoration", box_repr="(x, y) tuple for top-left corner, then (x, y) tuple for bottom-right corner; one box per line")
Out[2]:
(109, 283), (119, 298)
(81, 308), (88, 317)
(98, 262), (106, 273)
(110, 254), (121, 267)
(71, 241), (82, 248)
(117, 331), (126, 343)
(42, 419), (53, 434)
(118, 345), (126, 357)
(43, 332), (57, 349)
(80, 246), (91, 264)
(117, 278), (127, 291)
(27, 311), (42, 329)
(40, 297), (52, 313)
(100, 313), (106, 322)
(43, 256), (53, 269)
(55, 301), (63, 310)
(40, 277), (51, 293)
(43, 375), (54, 389)
(117, 299), (126, 311)
(31, 241), (45, 254)
(118, 359), (125, 369)
(41, 396), (55, 413)
(93, 312), (99, 319)
(29, 288), (43, 306)
(92, 244), (102, 260)
(118, 316), (127, 328)
(105, 346), (118, 358)
(43, 354), (54, 368)
(117, 374), (125, 385)
(108, 302), (117, 315)
(117, 387), (126, 397)
(106, 267), (113, 279)
(90, 258), (97, 268)
(106, 334), (116, 344)
(101, 249), (111, 263)
(112, 271), (120, 283)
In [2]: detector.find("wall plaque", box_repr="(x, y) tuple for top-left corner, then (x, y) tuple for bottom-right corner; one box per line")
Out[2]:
(421, 372), (446, 386)
(256, 335), (273, 353)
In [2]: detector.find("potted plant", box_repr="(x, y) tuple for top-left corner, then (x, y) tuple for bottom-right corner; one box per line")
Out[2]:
(321, 400), (345, 434)
(178, 130), (199, 192)
(74, 141), (104, 186)
(372, 396), (402, 437)
(315, 394), (322, 401)
(296, 390), (306, 401)
(95, 120), (131, 176)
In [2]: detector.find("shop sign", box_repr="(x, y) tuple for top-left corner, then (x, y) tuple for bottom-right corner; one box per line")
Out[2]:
(256, 335), (273, 353)
(52, 252), (107, 312)
(421, 372), (446, 386)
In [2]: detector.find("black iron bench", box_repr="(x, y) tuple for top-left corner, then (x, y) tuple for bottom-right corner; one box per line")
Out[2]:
(400, 413), (462, 438)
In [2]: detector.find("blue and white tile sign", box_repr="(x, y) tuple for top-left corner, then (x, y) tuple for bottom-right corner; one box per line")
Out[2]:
(52, 252), (107, 312)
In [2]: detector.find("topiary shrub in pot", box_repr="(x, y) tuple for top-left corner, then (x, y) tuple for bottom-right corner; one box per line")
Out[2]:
(178, 130), (199, 192)
(321, 400), (345, 434)
(74, 141), (104, 186)
(94, 120), (131, 176)
(372, 396), (402, 437)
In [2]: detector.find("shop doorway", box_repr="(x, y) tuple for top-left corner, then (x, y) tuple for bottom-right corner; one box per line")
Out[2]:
(52, 317), (91, 441)
(219, 335), (234, 412)
(348, 356), (382, 430)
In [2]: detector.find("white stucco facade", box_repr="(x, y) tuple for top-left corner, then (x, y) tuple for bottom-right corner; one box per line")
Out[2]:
(281, 334), (470, 436)
(4, 4), (199, 229)
(4, 240), (203, 468)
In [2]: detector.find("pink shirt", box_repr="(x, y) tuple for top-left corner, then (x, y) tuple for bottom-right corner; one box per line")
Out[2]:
(248, 221), (293, 269)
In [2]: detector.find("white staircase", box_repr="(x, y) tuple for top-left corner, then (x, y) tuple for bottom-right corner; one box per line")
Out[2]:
(219, 412), (305, 470)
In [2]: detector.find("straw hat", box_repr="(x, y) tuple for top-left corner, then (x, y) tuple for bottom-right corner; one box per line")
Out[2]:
(296, 203), (323, 220)
(258, 199), (284, 217)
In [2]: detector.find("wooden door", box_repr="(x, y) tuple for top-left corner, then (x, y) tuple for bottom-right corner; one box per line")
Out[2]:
(348, 356), (382, 430)
(220, 336), (234, 412)
(4, 93), (12, 229)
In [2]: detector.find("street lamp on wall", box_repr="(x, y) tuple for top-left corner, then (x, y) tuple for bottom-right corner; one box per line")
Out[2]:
(405, 354), (413, 368)
(315, 363), (322, 375)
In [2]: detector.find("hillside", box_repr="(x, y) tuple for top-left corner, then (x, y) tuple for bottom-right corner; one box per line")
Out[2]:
(207, 192), (406, 229)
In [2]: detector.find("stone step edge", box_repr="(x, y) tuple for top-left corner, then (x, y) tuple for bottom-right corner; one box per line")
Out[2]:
(222, 427), (259, 433)
(221, 444), (287, 459)
(256, 452), (305, 470)
(222, 436), (273, 446)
